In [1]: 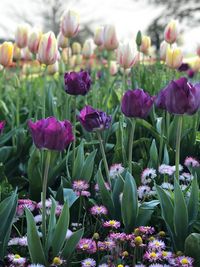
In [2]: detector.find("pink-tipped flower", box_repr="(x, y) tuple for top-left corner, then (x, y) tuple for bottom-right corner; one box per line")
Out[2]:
(0, 42), (13, 67)
(57, 32), (68, 49)
(15, 23), (30, 48)
(81, 258), (96, 267)
(77, 238), (97, 253)
(103, 220), (120, 229)
(72, 180), (89, 191)
(109, 163), (124, 178)
(141, 168), (157, 185)
(143, 251), (162, 262)
(117, 41), (139, 69)
(28, 28), (42, 54)
(148, 239), (166, 251)
(28, 117), (74, 151)
(166, 45), (183, 69)
(184, 156), (200, 168)
(94, 182), (110, 192)
(17, 199), (36, 216)
(38, 31), (58, 65)
(94, 26), (104, 47)
(103, 25), (119, 51)
(60, 10), (79, 38)
(90, 205), (108, 216)
(164, 19), (179, 44)
(174, 256), (194, 267)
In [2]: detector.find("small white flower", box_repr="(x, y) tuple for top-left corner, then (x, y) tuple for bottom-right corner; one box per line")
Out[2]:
(141, 168), (157, 184)
(161, 182), (174, 190)
(109, 163), (124, 178)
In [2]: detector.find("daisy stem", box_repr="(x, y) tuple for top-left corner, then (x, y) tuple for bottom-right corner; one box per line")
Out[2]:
(175, 115), (183, 181)
(128, 118), (136, 174)
(42, 150), (51, 247)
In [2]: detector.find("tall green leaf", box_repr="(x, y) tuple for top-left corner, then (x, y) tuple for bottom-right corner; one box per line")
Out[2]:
(25, 209), (46, 265)
(121, 172), (138, 232)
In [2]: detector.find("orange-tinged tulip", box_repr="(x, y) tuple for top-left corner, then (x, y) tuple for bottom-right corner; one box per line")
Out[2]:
(117, 41), (139, 69)
(60, 10), (79, 38)
(28, 28), (42, 54)
(0, 42), (13, 67)
(94, 26), (104, 46)
(13, 43), (21, 61)
(140, 35), (151, 55)
(103, 25), (118, 51)
(38, 31), (58, 65)
(57, 32), (68, 49)
(164, 20), (178, 44)
(166, 46), (183, 69)
(15, 24), (30, 48)
(160, 41), (169, 61)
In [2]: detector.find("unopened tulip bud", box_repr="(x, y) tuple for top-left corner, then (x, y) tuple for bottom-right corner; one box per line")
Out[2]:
(117, 41), (139, 69)
(15, 24), (30, 48)
(164, 19), (179, 44)
(140, 35), (151, 55)
(109, 60), (118, 75)
(94, 26), (104, 46)
(0, 42), (13, 67)
(166, 45), (183, 69)
(61, 10), (79, 38)
(136, 30), (142, 47)
(21, 47), (33, 61)
(57, 32), (68, 49)
(72, 42), (81, 54)
(47, 61), (59, 75)
(61, 47), (72, 64)
(160, 41), (169, 61)
(103, 25), (119, 51)
(28, 28), (42, 54)
(74, 54), (83, 65)
(38, 31), (58, 65)
(13, 43), (21, 61)
(196, 44), (200, 57)
(82, 39), (94, 59)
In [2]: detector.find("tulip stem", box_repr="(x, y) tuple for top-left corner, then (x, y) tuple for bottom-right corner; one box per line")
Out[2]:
(123, 69), (126, 91)
(96, 131), (111, 187)
(175, 115), (183, 181)
(67, 38), (71, 68)
(42, 67), (47, 118)
(72, 96), (76, 175)
(42, 150), (51, 248)
(128, 118), (136, 174)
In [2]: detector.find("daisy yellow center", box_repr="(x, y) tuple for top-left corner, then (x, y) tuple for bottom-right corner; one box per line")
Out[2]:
(162, 251), (168, 256)
(83, 244), (89, 249)
(53, 257), (62, 265)
(155, 241), (160, 246)
(97, 207), (101, 211)
(109, 220), (116, 225)
(118, 265), (124, 267)
(150, 252), (157, 258)
(181, 258), (189, 264)
(14, 254), (21, 259)
(85, 261), (92, 266)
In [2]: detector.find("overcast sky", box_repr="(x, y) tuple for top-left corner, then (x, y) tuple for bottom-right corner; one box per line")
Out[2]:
(0, 0), (199, 54)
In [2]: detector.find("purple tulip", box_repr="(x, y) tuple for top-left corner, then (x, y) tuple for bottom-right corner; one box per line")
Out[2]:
(178, 63), (190, 72)
(187, 69), (195, 78)
(0, 121), (5, 134)
(121, 89), (154, 118)
(156, 77), (200, 115)
(77, 105), (112, 132)
(28, 117), (74, 151)
(64, 70), (91, 96)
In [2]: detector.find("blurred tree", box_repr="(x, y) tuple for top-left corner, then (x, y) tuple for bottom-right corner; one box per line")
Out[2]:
(145, 0), (200, 50)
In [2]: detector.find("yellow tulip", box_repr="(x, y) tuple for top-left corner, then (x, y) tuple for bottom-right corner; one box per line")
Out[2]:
(0, 42), (13, 67)
(72, 42), (81, 55)
(140, 35), (151, 55)
(166, 46), (182, 69)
